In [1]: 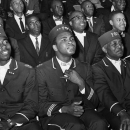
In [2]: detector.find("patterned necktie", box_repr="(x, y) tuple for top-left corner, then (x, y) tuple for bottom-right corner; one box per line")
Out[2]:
(87, 18), (93, 32)
(35, 37), (40, 56)
(19, 18), (25, 33)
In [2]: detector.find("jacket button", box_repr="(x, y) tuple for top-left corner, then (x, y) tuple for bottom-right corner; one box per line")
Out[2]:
(1, 89), (4, 92)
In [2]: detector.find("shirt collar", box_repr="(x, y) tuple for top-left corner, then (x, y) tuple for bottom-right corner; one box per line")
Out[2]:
(74, 31), (86, 37)
(29, 34), (42, 40)
(14, 14), (25, 20)
(0, 58), (12, 69)
(107, 57), (121, 65)
(111, 5), (123, 13)
(56, 57), (72, 66)
(53, 16), (63, 21)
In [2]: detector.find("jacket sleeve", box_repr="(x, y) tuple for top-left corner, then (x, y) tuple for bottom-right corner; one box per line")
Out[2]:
(92, 65), (124, 115)
(33, 0), (40, 13)
(100, 19), (106, 36)
(36, 68), (63, 117)
(10, 68), (38, 124)
(84, 64), (99, 108)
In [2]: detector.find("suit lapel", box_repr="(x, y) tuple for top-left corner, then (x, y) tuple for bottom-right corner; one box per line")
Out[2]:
(22, 35), (39, 58)
(3, 59), (18, 87)
(84, 33), (91, 61)
(121, 60), (126, 82)
(93, 17), (97, 32)
(48, 17), (56, 30)
(12, 17), (23, 33)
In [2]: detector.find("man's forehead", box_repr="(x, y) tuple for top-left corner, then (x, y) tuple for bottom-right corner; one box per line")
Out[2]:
(28, 17), (39, 23)
(114, 13), (125, 19)
(70, 12), (83, 18)
(11, 0), (21, 3)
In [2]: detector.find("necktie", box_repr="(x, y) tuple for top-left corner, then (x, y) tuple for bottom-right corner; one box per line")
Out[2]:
(19, 18), (25, 33)
(35, 37), (40, 55)
(87, 18), (93, 32)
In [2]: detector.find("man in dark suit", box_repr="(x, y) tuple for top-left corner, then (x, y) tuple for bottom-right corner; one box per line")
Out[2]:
(69, 11), (105, 65)
(42, 0), (69, 36)
(18, 14), (54, 68)
(81, 0), (106, 37)
(37, 24), (108, 130)
(5, 0), (27, 40)
(92, 30), (130, 130)
(0, 23), (42, 130)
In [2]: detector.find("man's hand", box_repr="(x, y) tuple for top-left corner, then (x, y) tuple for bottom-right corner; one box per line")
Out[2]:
(61, 69), (85, 90)
(118, 111), (130, 130)
(0, 121), (11, 130)
(61, 101), (84, 117)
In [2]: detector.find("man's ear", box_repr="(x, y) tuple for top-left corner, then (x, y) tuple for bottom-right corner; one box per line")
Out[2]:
(109, 20), (113, 26)
(50, 8), (53, 12)
(52, 45), (58, 51)
(69, 21), (72, 26)
(10, 6), (13, 11)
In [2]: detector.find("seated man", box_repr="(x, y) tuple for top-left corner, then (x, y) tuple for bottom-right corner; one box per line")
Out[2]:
(42, 0), (69, 36)
(36, 24), (108, 130)
(5, 0), (27, 40)
(69, 11), (105, 65)
(81, 0), (106, 36)
(18, 14), (54, 68)
(92, 30), (130, 130)
(0, 25), (42, 129)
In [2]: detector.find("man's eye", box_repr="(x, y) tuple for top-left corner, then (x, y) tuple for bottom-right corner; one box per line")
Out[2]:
(61, 39), (67, 42)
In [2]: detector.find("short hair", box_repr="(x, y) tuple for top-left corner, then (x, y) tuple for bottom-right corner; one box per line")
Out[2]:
(25, 14), (39, 25)
(50, 0), (62, 9)
(109, 10), (123, 21)
(81, 0), (92, 9)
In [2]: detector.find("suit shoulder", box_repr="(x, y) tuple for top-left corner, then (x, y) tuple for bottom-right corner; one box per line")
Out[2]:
(36, 59), (52, 69)
(17, 61), (33, 70)
(86, 31), (98, 38)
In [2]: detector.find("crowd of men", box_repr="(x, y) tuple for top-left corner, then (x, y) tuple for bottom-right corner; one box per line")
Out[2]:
(0, 0), (129, 130)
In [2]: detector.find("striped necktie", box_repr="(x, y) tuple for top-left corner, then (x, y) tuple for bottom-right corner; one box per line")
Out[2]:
(35, 37), (40, 55)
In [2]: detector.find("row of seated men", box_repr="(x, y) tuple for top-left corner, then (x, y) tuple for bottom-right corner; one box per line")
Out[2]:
(0, 18), (130, 130)
(2, 0), (130, 68)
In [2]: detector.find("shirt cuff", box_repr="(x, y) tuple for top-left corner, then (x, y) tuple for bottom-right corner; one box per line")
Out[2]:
(79, 88), (85, 94)
(16, 113), (29, 121)
(117, 109), (126, 116)
(110, 102), (119, 112)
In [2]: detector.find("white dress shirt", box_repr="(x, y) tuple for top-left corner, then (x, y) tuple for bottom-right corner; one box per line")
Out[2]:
(0, 59), (12, 84)
(29, 34), (42, 50)
(53, 16), (63, 25)
(74, 31), (86, 47)
(14, 14), (25, 33)
(107, 57), (121, 74)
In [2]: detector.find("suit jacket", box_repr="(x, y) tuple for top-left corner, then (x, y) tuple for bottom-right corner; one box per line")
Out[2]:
(0, 59), (38, 122)
(18, 34), (54, 68)
(5, 16), (27, 40)
(37, 57), (99, 125)
(73, 31), (105, 65)
(23, 0), (40, 13)
(87, 17), (106, 37)
(42, 16), (69, 36)
(92, 57), (130, 115)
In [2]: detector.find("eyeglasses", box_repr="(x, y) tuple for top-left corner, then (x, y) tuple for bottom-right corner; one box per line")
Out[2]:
(70, 15), (85, 21)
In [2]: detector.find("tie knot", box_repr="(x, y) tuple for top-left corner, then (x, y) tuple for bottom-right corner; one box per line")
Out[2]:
(19, 18), (22, 20)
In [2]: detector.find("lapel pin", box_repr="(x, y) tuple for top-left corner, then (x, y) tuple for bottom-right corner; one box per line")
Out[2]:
(9, 71), (14, 75)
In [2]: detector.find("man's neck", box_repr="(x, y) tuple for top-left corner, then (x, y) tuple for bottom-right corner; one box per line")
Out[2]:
(73, 29), (84, 33)
(0, 59), (10, 66)
(53, 15), (62, 19)
(56, 55), (72, 63)
(29, 33), (41, 38)
(14, 12), (23, 17)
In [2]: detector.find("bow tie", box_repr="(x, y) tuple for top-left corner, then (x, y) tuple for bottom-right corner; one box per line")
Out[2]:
(54, 17), (63, 21)
(61, 62), (72, 66)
